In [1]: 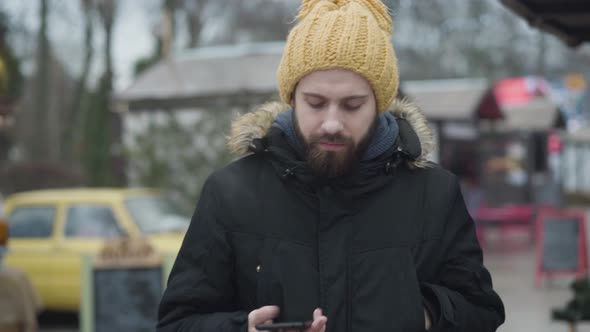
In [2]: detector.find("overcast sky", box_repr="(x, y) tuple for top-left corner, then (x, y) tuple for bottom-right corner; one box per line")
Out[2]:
(2, 0), (157, 91)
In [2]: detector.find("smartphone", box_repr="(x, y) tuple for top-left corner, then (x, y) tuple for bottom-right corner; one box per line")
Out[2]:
(255, 321), (312, 331)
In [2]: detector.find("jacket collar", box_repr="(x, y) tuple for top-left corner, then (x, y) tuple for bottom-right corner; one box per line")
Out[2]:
(227, 99), (435, 170)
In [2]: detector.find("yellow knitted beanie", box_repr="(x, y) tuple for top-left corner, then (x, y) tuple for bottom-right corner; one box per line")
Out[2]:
(277, 0), (399, 114)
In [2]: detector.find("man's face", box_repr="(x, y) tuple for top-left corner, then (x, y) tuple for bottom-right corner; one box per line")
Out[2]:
(292, 69), (378, 178)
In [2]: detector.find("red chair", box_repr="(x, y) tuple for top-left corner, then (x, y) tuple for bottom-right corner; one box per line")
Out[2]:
(475, 203), (536, 250)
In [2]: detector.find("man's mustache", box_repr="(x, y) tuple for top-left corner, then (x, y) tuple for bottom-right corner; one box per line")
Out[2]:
(311, 134), (352, 145)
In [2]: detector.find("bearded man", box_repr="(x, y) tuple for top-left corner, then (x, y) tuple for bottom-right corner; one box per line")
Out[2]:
(157, 1), (505, 331)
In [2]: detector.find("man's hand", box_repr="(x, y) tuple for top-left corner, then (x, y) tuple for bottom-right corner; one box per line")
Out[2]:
(248, 306), (327, 332)
(306, 308), (328, 332)
(424, 307), (432, 330)
(248, 306), (280, 332)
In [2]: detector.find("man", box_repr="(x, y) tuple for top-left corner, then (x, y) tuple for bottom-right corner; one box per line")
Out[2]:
(158, 0), (505, 331)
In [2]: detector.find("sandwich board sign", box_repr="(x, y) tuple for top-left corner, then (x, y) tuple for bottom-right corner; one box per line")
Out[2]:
(80, 238), (175, 332)
(535, 208), (588, 287)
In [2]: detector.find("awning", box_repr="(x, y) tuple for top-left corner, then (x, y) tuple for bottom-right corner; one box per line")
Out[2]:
(493, 77), (562, 130)
(499, 0), (590, 47)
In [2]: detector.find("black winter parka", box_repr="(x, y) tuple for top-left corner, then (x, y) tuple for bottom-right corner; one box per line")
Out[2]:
(157, 100), (505, 332)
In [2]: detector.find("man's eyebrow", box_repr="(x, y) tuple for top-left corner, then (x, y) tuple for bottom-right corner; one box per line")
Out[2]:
(302, 92), (326, 98)
(342, 95), (369, 101)
(301, 92), (369, 100)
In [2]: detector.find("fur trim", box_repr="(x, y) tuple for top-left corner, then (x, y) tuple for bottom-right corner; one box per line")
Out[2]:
(226, 99), (434, 169)
(226, 102), (289, 156)
(389, 98), (435, 168)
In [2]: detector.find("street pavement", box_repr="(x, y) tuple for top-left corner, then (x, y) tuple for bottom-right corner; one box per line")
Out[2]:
(487, 245), (577, 332)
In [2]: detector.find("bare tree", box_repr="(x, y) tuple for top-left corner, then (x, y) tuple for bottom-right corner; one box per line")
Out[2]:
(205, 0), (295, 45)
(183, 0), (207, 48)
(32, 0), (50, 161)
(61, 0), (95, 161)
(97, 0), (115, 87)
(81, 0), (120, 186)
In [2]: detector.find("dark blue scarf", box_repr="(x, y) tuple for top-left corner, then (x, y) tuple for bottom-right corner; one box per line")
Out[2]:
(272, 109), (399, 161)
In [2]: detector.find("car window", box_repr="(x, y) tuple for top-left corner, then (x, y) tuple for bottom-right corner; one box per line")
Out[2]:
(9, 206), (56, 238)
(125, 196), (189, 234)
(65, 204), (122, 238)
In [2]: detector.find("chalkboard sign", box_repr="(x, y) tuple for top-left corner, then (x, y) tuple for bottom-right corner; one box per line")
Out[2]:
(80, 254), (175, 332)
(535, 209), (588, 287)
(541, 218), (580, 270)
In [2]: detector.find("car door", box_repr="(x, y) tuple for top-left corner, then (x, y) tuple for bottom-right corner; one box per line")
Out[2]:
(4, 204), (60, 308)
(52, 202), (125, 311)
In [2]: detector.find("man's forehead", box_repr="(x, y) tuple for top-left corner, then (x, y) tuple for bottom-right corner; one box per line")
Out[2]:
(297, 69), (374, 97)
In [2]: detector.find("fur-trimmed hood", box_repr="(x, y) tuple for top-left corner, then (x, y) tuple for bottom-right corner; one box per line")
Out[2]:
(227, 99), (434, 169)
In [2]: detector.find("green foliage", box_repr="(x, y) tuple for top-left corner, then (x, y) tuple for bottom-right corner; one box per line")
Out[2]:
(133, 52), (161, 77)
(0, 10), (23, 100)
(81, 74), (115, 186)
(125, 109), (234, 214)
(553, 277), (590, 322)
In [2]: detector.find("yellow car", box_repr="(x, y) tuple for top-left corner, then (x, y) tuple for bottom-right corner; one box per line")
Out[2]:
(3, 188), (188, 312)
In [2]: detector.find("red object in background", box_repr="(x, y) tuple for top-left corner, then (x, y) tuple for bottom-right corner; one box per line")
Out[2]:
(493, 76), (550, 107)
(548, 132), (563, 154)
(475, 204), (536, 249)
(535, 208), (588, 288)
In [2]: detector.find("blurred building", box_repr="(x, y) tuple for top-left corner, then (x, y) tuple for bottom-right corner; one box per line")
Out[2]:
(117, 42), (285, 112)
(402, 78), (503, 177)
(404, 76), (565, 207)
(115, 42), (285, 193)
(116, 41), (284, 149)
(118, 42), (574, 207)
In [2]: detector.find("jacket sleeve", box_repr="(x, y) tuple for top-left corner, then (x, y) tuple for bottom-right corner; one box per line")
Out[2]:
(157, 177), (248, 332)
(421, 177), (505, 332)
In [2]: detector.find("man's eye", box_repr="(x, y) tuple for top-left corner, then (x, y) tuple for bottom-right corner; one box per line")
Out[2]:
(308, 102), (325, 109)
(343, 104), (362, 111)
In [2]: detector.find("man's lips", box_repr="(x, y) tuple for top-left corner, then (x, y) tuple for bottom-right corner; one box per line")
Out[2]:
(319, 142), (346, 151)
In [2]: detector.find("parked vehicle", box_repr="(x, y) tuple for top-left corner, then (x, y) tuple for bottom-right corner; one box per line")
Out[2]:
(3, 188), (189, 311)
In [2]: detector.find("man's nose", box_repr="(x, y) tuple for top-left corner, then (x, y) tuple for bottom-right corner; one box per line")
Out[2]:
(321, 107), (343, 134)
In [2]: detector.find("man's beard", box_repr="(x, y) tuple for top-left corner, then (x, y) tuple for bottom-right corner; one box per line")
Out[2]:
(294, 113), (379, 178)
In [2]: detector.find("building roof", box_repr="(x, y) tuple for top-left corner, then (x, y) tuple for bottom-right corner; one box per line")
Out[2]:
(500, 97), (560, 130)
(401, 78), (496, 121)
(500, 0), (590, 47)
(116, 42), (285, 110)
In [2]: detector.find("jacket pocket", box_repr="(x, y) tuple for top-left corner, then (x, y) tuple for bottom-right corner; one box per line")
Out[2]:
(438, 257), (500, 310)
(419, 256), (504, 331)
(256, 238), (280, 308)
(350, 247), (425, 331)
(230, 232), (281, 311)
(420, 282), (458, 329)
